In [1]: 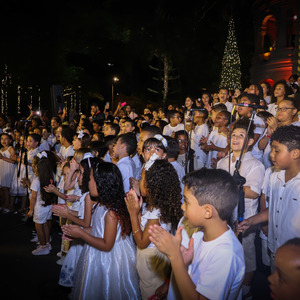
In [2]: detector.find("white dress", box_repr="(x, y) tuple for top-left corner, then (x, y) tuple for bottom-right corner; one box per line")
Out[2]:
(59, 192), (88, 287)
(0, 147), (16, 188)
(72, 204), (141, 300)
(10, 147), (40, 196)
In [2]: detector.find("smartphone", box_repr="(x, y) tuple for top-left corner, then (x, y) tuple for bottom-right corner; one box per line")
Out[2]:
(121, 102), (127, 107)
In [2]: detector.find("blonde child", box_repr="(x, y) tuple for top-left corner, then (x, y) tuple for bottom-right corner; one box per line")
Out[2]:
(125, 159), (182, 300)
(0, 133), (17, 212)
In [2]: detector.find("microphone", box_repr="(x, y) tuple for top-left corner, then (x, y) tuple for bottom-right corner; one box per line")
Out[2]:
(235, 103), (268, 110)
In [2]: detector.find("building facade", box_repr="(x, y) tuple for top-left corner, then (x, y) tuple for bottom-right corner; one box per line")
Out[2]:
(250, 0), (300, 84)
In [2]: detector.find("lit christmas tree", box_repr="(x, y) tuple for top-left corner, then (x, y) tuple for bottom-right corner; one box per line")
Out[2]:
(219, 18), (242, 90)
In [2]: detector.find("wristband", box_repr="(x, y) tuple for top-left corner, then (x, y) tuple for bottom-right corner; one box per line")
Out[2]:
(65, 195), (68, 200)
(265, 134), (271, 138)
(208, 115), (211, 117)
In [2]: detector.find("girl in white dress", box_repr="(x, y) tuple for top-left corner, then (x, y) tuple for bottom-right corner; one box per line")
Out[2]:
(10, 133), (41, 214)
(0, 133), (17, 212)
(125, 159), (183, 300)
(62, 159), (141, 300)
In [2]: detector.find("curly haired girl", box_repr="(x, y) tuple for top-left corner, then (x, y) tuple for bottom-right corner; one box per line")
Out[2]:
(125, 159), (182, 300)
(62, 159), (140, 299)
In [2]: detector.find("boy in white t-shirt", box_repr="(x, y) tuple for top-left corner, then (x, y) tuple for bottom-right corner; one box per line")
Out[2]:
(217, 118), (265, 298)
(112, 133), (137, 193)
(163, 110), (185, 137)
(149, 168), (245, 300)
(237, 125), (300, 273)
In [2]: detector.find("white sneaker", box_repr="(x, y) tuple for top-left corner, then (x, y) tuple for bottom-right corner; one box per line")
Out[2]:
(30, 235), (38, 243)
(47, 243), (52, 251)
(32, 245), (50, 256)
(56, 256), (66, 265)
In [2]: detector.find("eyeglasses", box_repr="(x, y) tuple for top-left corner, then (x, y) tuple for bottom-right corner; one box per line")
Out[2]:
(275, 107), (295, 112)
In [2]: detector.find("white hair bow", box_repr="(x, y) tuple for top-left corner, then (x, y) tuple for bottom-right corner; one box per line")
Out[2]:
(144, 153), (159, 171)
(77, 130), (84, 139)
(154, 134), (168, 148)
(83, 152), (94, 168)
(83, 152), (94, 160)
(37, 151), (47, 159)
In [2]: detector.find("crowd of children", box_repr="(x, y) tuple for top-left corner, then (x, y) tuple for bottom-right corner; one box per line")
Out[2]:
(0, 77), (300, 300)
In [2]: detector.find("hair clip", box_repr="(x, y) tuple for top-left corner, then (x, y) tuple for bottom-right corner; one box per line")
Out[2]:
(77, 130), (84, 139)
(144, 153), (159, 171)
(37, 151), (47, 159)
(154, 134), (168, 148)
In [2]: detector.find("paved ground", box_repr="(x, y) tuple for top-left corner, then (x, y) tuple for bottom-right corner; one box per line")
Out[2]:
(0, 212), (272, 300)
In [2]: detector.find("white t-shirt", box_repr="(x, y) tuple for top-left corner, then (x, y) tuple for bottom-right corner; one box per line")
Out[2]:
(267, 170), (300, 254)
(131, 152), (143, 180)
(59, 145), (75, 160)
(250, 115), (266, 161)
(168, 225), (245, 300)
(170, 161), (185, 203)
(190, 123), (209, 166)
(205, 130), (228, 169)
(217, 151), (265, 221)
(116, 156), (136, 193)
(163, 123), (185, 137)
(140, 204), (171, 249)
(224, 101), (233, 113)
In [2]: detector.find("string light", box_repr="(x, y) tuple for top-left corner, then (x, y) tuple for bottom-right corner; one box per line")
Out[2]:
(17, 85), (21, 114)
(219, 18), (242, 90)
(78, 86), (81, 114)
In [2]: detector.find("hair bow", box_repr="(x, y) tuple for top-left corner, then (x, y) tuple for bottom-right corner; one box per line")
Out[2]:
(154, 134), (168, 148)
(77, 130), (84, 139)
(37, 151), (47, 159)
(83, 152), (94, 160)
(144, 153), (159, 171)
(83, 152), (94, 168)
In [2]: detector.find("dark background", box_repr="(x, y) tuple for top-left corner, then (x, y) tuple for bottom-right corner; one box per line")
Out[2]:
(0, 0), (256, 116)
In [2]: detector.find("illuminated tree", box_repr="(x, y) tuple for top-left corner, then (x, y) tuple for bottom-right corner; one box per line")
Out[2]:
(219, 18), (242, 90)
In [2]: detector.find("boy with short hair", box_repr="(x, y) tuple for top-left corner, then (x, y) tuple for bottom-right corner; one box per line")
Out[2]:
(268, 238), (300, 300)
(217, 118), (265, 298)
(158, 108), (169, 123)
(103, 122), (120, 137)
(188, 109), (209, 169)
(218, 87), (233, 113)
(113, 133), (137, 193)
(165, 136), (185, 202)
(163, 110), (185, 138)
(202, 110), (230, 168)
(236, 93), (265, 161)
(238, 125), (300, 272)
(148, 168), (245, 300)
(59, 126), (75, 160)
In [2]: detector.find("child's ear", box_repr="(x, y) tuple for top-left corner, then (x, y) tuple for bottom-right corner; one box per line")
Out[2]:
(203, 204), (213, 219)
(162, 153), (167, 159)
(247, 138), (255, 147)
(292, 148), (300, 160)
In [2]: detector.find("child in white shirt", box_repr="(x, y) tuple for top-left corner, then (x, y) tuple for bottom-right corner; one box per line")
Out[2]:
(149, 168), (245, 300)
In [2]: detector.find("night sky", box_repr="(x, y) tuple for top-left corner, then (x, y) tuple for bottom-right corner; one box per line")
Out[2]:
(0, 0), (256, 115)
